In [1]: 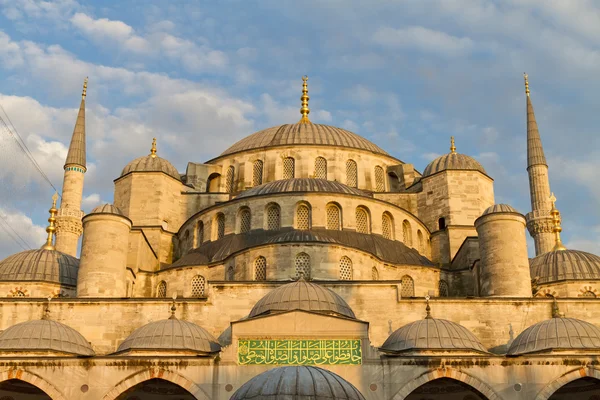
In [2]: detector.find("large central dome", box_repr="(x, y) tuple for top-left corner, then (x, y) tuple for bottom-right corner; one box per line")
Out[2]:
(220, 122), (389, 157)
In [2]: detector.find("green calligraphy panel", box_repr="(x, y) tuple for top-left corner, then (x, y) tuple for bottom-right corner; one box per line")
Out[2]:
(238, 339), (362, 365)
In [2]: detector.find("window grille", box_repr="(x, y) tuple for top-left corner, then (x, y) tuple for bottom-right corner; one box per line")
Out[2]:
(253, 160), (263, 186)
(283, 157), (295, 179)
(254, 257), (267, 281)
(382, 213), (393, 239)
(239, 209), (251, 233)
(356, 208), (369, 234)
(296, 204), (310, 230)
(439, 280), (449, 297)
(295, 253), (311, 279)
(403, 220), (412, 246)
(346, 160), (357, 187)
(339, 256), (353, 280)
(314, 157), (327, 179)
(226, 166), (235, 193)
(191, 275), (206, 297)
(156, 281), (167, 298)
(417, 230), (425, 253)
(582, 291), (597, 298)
(375, 165), (385, 192)
(372, 267), (379, 280)
(196, 222), (204, 247)
(267, 205), (281, 230)
(401, 275), (414, 297)
(216, 214), (225, 239)
(326, 205), (341, 230)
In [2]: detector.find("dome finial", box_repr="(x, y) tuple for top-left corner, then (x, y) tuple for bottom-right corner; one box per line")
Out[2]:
(169, 292), (177, 319)
(425, 295), (432, 319)
(549, 193), (567, 251)
(524, 72), (530, 97)
(41, 193), (59, 250)
(150, 137), (157, 158)
(299, 75), (310, 124)
(82, 77), (88, 100)
(450, 136), (456, 153)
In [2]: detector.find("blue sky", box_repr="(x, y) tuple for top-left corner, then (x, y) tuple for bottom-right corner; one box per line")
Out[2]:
(0, 0), (599, 258)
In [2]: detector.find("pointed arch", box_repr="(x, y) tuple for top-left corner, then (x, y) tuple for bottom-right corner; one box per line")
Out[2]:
(237, 207), (251, 234)
(417, 229), (425, 253)
(252, 159), (263, 186)
(402, 219), (412, 247)
(382, 212), (394, 239)
(326, 202), (342, 230)
(295, 202), (311, 230)
(213, 213), (225, 240)
(535, 367), (600, 400)
(225, 165), (235, 193)
(265, 203), (281, 231)
(156, 281), (167, 298)
(0, 369), (67, 400)
(355, 206), (370, 234)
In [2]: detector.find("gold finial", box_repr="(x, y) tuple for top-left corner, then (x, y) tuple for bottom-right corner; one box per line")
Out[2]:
(41, 193), (58, 250)
(169, 293), (177, 319)
(299, 75), (310, 124)
(425, 295), (432, 319)
(523, 72), (530, 97)
(450, 136), (456, 153)
(549, 193), (567, 251)
(82, 77), (88, 100)
(150, 137), (157, 158)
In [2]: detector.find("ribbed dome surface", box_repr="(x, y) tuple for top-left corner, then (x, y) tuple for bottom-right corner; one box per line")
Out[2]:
(117, 318), (221, 353)
(423, 152), (487, 178)
(89, 203), (124, 215)
(482, 204), (519, 216)
(380, 318), (487, 353)
(236, 178), (369, 199)
(121, 155), (180, 180)
(0, 249), (79, 286)
(530, 249), (600, 284)
(231, 366), (365, 400)
(249, 279), (356, 319)
(0, 320), (94, 356)
(508, 317), (600, 355)
(221, 122), (388, 157)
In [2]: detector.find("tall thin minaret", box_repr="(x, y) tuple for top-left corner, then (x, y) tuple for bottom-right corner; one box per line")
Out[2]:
(55, 78), (87, 257)
(523, 73), (554, 256)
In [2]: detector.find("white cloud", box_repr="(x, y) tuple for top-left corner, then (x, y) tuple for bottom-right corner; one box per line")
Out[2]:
(0, 208), (46, 259)
(81, 193), (102, 212)
(373, 26), (474, 56)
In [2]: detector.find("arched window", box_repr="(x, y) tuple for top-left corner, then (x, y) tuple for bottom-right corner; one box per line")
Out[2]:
(254, 256), (267, 281)
(346, 159), (358, 187)
(403, 220), (412, 246)
(195, 221), (204, 247)
(283, 157), (295, 179)
(156, 281), (167, 298)
(326, 203), (341, 230)
(375, 165), (385, 192)
(339, 256), (353, 280)
(314, 157), (327, 179)
(215, 213), (225, 240)
(295, 252), (311, 279)
(417, 230), (424, 253)
(382, 212), (393, 239)
(372, 267), (379, 280)
(401, 275), (414, 297)
(253, 160), (263, 186)
(226, 166), (235, 193)
(227, 266), (235, 281)
(296, 203), (311, 230)
(438, 217), (446, 230)
(206, 173), (221, 193)
(191, 275), (206, 297)
(439, 280), (449, 297)
(239, 208), (251, 233)
(266, 204), (281, 230)
(355, 207), (370, 234)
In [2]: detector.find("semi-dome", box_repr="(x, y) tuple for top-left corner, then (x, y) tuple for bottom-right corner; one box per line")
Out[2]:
(508, 317), (600, 355)
(249, 278), (356, 319)
(219, 122), (388, 158)
(236, 178), (369, 199)
(481, 203), (520, 216)
(116, 318), (221, 354)
(0, 249), (79, 286)
(0, 320), (94, 356)
(380, 318), (487, 354)
(89, 203), (124, 216)
(120, 155), (180, 180)
(530, 249), (600, 284)
(231, 366), (365, 400)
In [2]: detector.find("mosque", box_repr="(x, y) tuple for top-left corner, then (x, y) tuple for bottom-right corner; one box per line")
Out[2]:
(0, 74), (599, 400)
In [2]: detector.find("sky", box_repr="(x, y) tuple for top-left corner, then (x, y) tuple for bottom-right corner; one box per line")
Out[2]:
(0, 0), (599, 259)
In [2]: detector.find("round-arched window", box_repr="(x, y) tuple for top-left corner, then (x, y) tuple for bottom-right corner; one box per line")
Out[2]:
(191, 275), (206, 297)
(156, 281), (167, 298)
(401, 275), (414, 297)
(356, 207), (370, 234)
(254, 256), (267, 281)
(253, 160), (263, 186)
(295, 253), (311, 279)
(340, 256), (353, 280)
(346, 160), (357, 187)
(239, 208), (251, 233)
(283, 157), (295, 179)
(266, 204), (281, 231)
(296, 204), (310, 230)
(314, 157), (327, 179)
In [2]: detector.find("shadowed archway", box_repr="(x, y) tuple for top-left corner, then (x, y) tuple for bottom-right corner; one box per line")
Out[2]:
(0, 379), (52, 400)
(548, 377), (600, 400)
(405, 378), (488, 400)
(115, 378), (196, 400)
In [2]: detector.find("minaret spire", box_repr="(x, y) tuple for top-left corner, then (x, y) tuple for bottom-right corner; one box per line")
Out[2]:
(523, 73), (555, 256)
(299, 75), (310, 124)
(64, 77), (87, 170)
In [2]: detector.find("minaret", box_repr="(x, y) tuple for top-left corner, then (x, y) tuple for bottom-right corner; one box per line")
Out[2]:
(55, 78), (87, 257)
(523, 73), (554, 256)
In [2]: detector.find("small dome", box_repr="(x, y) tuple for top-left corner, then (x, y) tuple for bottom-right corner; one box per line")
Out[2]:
(231, 366), (365, 400)
(249, 279), (356, 319)
(530, 249), (600, 284)
(220, 122), (388, 157)
(236, 178), (369, 199)
(508, 317), (600, 355)
(89, 203), (124, 216)
(380, 318), (487, 354)
(423, 152), (487, 178)
(121, 155), (180, 180)
(117, 318), (221, 354)
(0, 320), (94, 356)
(482, 204), (520, 216)
(0, 249), (79, 286)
